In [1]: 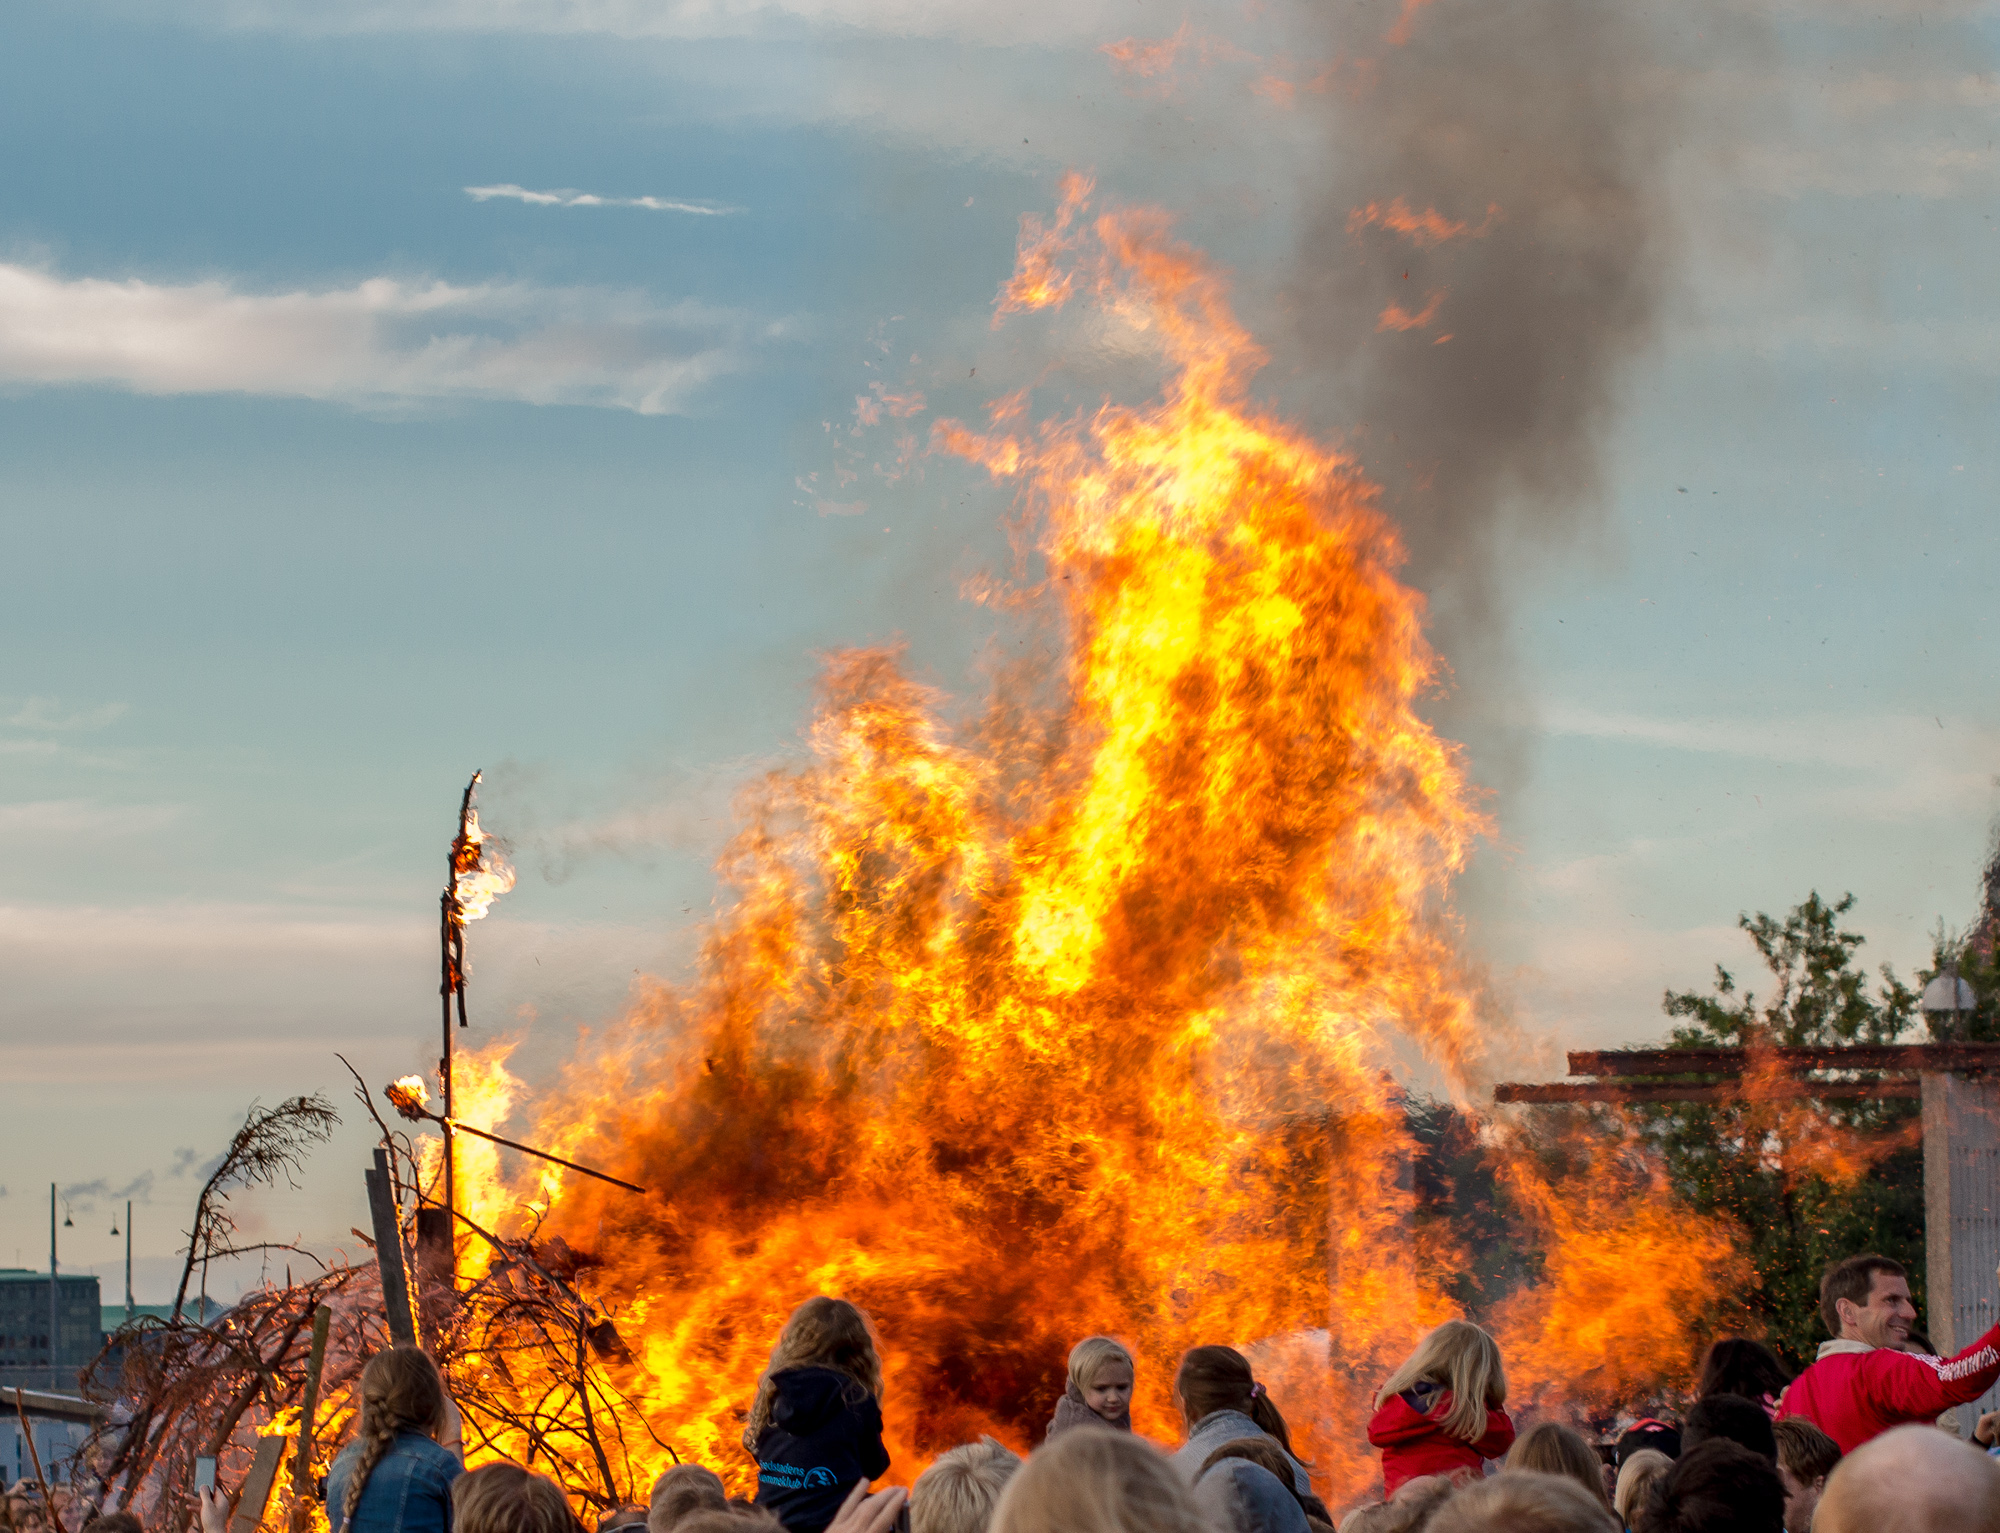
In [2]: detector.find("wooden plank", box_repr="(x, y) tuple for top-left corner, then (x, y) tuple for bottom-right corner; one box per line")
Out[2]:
(291, 1305), (331, 1498)
(228, 1436), (287, 1533)
(1566, 1044), (2000, 1079)
(365, 1156), (417, 1350)
(1495, 1079), (1921, 1105)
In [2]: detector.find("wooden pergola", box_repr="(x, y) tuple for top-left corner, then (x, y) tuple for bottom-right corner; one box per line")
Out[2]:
(1496, 1044), (2000, 1429)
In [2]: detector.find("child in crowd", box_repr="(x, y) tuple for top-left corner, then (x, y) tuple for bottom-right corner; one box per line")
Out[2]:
(324, 1348), (462, 1533)
(1366, 1321), (1515, 1495)
(744, 1297), (892, 1533)
(1046, 1337), (1136, 1438)
(909, 1437), (1021, 1533)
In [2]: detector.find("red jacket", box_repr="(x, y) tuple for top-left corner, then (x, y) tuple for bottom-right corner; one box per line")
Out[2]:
(1367, 1386), (1516, 1494)
(1777, 1324), (2000, 1453)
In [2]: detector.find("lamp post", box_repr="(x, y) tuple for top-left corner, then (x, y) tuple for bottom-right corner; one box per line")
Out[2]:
(49, 1183), (58, 1389)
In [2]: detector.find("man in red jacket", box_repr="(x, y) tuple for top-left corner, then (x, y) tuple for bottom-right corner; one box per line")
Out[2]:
(1778, 1252), (2000, 1453)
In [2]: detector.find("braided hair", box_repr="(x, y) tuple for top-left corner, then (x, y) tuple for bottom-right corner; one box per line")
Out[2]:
(341, 1348), (449, 1527)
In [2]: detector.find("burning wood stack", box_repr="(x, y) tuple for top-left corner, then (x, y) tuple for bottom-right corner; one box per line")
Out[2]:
(60, 781), (659, 1533)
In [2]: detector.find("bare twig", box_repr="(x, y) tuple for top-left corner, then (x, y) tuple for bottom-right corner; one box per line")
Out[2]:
(15, 1387), (69, 1533)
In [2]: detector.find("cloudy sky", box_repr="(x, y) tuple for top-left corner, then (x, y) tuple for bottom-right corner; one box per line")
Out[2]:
(2, 0), (1996, 1300)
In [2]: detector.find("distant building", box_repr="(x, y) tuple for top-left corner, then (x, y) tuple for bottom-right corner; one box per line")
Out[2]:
(0, 1389), (102, 1489)
(0, 1269), (103, 1395)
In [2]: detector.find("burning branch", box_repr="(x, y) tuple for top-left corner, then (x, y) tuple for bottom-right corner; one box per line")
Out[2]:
(385, 1078), (649, 1196)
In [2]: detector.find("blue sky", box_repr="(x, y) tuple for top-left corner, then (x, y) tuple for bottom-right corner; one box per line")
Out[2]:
(2, 0), (1996, 1300)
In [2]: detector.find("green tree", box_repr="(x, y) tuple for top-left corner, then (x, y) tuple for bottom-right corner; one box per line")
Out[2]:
(1640, 892), (1925, 1368)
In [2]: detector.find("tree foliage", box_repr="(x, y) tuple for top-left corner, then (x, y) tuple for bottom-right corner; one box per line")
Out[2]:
(1639, 892), (1924, 1368)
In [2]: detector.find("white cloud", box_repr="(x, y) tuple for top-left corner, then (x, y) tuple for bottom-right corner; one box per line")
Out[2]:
(116, 0), (1143, 45)
(0, 263), (766, 415)
(5, 697), (128, 731)
(465, 184), (742, 214)
(0, 800), (184, 841)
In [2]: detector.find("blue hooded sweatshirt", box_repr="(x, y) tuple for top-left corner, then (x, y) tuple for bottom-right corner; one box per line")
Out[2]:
(751, 1367), (891, 1533)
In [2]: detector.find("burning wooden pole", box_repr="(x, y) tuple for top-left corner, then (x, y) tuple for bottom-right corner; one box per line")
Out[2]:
(437, 771), (515, 1283)
(385, 1080), (649, 1197)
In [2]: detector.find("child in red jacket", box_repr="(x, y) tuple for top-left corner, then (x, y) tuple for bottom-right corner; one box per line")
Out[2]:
(1367, 1320), (1515, 1494)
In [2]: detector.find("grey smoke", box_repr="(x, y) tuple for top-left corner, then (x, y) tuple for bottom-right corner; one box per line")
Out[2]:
(1282, 0), (1749, 768)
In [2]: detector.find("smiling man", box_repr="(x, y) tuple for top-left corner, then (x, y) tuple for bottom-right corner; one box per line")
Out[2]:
(1778, 1254), (2000, 1453)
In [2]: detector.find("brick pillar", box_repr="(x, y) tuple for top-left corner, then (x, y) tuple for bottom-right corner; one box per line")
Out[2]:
(1921, 1070), (2000, 1432)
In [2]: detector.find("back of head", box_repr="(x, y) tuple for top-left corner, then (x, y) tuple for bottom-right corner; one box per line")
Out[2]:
(1426, 1473), (1616, 1533)
(1818, 1254), (1905, 1338)
(991, 1428), (1206, 1533)
(453, 1464), (581, 1533)
(1813, 1423), (2000, 1533)
(1613, 1451), (1671, 1525)
(1176, 1347), (1296, 1455)
(1769, 1418), (1839, 1488)
(1505, 1423), (1611, 1511)
(1681, 1395), (1775, 1461)
(1193, 1459), (1308, 1533)
(912, 1437), (1023, 1533)
(599, 1510), (647, 1533)
(671, 1513), (784, 1533)
(1067, 1337), (1135, 1394)
(1696, 1340), (1789, 1404)
(82, 1516), (142, 1533)
(357, 1346), (448, 1436)
(1338, 1476), (1456, 1533)
(649, 1466), (729, 1533)
(771, 1296), (883, 1395)
(1638, 1439), (1784, 1533)
(1375, 1322), (1507, 1444)
(1615, 1422), (1682, 1468)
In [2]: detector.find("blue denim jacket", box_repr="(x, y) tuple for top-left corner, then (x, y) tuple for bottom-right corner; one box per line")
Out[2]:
(325, 1431), (461, 1533)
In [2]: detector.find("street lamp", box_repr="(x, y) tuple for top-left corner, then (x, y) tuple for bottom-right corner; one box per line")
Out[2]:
(1922, 969), (1979, 1039)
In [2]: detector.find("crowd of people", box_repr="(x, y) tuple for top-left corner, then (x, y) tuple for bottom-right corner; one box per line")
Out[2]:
(12, 1249), (2000, 1533)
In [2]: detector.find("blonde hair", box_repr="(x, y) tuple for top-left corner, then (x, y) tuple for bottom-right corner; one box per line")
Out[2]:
(742, 1297), (884, 1451)
(453, 1464), (580, 1533)
(1426, 1473), (1616, 1533)
(1505, 1424), (1611, 1512)
(911, 1438), (1022, 1533)
(1373, 1322), (1507, 1445)
(991, 1431), (1205, 1533)
(1612, 1450), (1670, 1524)
(1065, 1338), (1134, 1395)
(341, 1348), (449, 1526)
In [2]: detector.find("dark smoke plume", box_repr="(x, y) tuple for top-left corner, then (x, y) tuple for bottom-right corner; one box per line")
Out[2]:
(1283, 0), (1723, 766)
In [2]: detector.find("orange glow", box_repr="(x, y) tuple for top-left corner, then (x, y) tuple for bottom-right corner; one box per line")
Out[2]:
(437, 183), (1748, 1505)
(1377, 291), (1447, 332)
(1385, 0), (1436, 47)
(1347, 198), (1500, 248)
(1490, 1122), (1753, 1408)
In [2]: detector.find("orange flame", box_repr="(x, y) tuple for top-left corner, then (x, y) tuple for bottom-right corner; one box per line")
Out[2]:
(441, 184), (1749, 1505)
(453, 808), (516, 922)
(1346, 198), (1499, 248)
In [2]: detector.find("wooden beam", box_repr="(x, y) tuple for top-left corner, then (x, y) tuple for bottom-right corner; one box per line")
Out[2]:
(1495, 1079), (1921, 1105)
(228, 1437), (287, 1533)
(1565, 1044), (2000, 1079)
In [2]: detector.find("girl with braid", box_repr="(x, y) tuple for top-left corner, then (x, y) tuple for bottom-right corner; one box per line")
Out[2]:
(326, 1348), (463, 1533)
